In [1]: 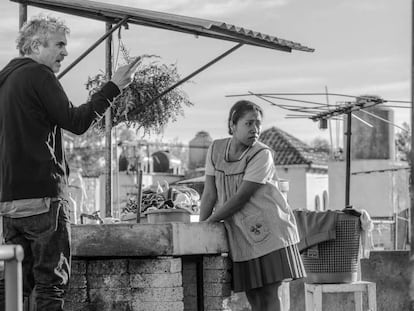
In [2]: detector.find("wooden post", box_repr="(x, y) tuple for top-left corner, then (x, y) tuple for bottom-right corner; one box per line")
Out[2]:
(18, 4), (27, 37)
(104, 22), (113, 218)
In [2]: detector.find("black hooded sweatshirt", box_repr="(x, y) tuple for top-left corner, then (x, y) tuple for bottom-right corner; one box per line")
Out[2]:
(0, 58), (120, 202)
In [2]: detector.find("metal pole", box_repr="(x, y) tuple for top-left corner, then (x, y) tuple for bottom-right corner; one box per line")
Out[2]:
(105, 22), (113, 218)
(410, 1), (414, 308)
(345, 111), (352, 208)
(57, 17), (129, 80)
(1, 245), (24, 311)
(136, 169), (143, 223)
(18, 4), (27, 34)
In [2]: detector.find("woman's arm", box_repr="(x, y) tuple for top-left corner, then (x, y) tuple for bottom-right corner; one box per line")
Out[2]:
(207, 180), (262, 222)
(199, 175), (218, 221)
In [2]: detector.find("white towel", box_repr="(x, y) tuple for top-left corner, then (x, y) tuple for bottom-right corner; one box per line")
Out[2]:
(360, 209), (374, 258)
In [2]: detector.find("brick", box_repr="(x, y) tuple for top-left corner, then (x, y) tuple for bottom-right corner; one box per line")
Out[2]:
(131, 287), (183, 302)
(88, 274), (130, 288)
(203, 282), (231, 297)
(204, 296), (225, 310)
(89, 288), (132, 303)
(131, 301), (184, 311)
(68, 274), (87, 289)
(203, 256), (232, 270)
(129, 258), (181, 274)
(71, 260), (87, 275)
(65, 287), (88, 303)
(203, 270), (232, 283)
(87, 259), (128, 274)
(130, 272), (182, 288)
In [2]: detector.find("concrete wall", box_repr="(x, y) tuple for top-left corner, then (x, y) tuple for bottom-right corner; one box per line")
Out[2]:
(305, 172), (329, 211)
(66, 257), (185, 311)
(276, 166), (329, 211)
(328, 160), (409, 216)
(276, 166), (308, 210)
(65, 255), (232, 311)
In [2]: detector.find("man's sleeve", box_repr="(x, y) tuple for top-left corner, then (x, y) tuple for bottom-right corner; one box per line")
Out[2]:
(39, 68), (120, 134)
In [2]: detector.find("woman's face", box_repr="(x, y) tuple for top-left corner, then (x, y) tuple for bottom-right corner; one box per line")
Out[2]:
(232, 110), (262, 146)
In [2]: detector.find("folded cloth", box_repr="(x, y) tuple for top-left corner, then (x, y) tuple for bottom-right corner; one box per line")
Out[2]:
(293, 210), (339, 252)
(360, 209), (374, 258)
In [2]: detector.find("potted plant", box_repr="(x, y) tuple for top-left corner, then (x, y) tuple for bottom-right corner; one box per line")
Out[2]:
(85, 46), (193, 135)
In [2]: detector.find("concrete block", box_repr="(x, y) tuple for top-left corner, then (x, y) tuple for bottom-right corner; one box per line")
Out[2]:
(63, 301), (91, 311)
(131, 287), (184, 302)
(203, 255), (231, 270)
(65, 287), (88, 303)
(89, 288), (132, 303)
(204, 296), (225, 310)
(71, 260), (87, 275)
(129, 257), (181, 274)
(88, 301), (132, 311)
(130, 272), (182, 288)
(203, 269), (232, 283)
(203, 282), (231, 297)
(131, 301), (184, 311)
(68, 274), (87, 289)
(87, 259), (128, 274)
(88, 274), (130, 288)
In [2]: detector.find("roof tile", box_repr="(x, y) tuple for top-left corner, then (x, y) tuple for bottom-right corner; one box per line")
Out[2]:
(259, 127), (328, 166)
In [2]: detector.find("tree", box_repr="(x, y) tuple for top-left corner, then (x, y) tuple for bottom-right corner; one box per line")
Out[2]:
(395, 122), (411, 163)
(310, 137), (331, 154)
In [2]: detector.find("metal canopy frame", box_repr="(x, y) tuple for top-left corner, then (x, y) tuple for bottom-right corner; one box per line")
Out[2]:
(11, 0), (314, 53)
(12, 0), (314, 219)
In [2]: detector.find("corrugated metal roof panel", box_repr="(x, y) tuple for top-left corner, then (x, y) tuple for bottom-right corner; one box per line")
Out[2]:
(11, 0), (314, 52)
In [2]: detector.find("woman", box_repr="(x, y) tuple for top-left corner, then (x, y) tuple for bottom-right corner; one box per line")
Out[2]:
(199, 100), (305, 311)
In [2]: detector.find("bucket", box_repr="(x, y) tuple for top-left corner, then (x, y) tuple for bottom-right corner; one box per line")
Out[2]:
(301, 212), (361, 283)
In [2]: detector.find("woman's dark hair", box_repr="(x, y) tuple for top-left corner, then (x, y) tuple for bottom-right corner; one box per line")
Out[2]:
(228, 100), (263, 135)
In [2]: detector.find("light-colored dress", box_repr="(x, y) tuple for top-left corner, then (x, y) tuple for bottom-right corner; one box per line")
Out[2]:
(205, 138), (300, 262)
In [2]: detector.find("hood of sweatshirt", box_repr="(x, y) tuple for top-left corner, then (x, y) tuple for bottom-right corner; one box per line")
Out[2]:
(0, 57), (36, 88)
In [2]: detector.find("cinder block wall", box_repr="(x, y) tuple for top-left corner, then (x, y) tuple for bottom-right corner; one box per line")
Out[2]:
(203, 255), (232, 311)
(63, 255), (233, 311)
(64, 257), (184, 311)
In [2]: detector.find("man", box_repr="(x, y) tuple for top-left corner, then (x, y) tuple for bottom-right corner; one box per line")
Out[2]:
(0, 14), (138, 310)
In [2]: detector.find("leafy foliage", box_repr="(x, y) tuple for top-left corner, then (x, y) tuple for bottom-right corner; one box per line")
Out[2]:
(395, 122), (411, 163)
(86, 47), (193, 135)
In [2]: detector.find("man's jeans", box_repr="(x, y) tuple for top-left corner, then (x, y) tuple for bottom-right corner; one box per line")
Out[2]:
(0, 199), (71, 311)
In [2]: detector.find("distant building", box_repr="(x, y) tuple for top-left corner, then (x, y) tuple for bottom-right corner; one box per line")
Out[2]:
(188, 131), (212, 170)
(260, 127), (329, 211)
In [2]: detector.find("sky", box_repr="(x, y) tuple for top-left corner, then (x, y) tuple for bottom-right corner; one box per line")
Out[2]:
(0, 0), (411, 147)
